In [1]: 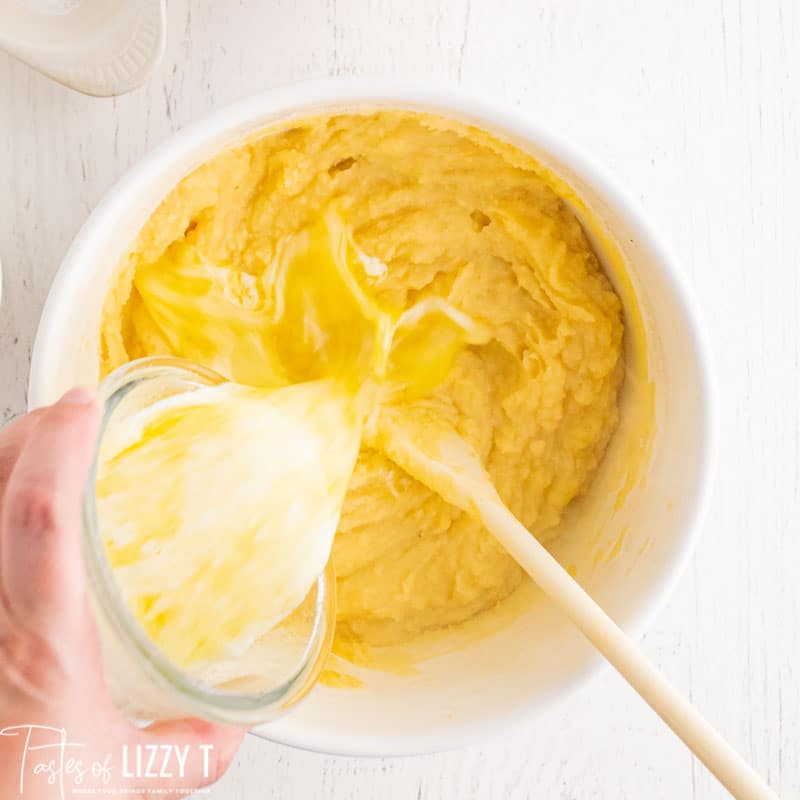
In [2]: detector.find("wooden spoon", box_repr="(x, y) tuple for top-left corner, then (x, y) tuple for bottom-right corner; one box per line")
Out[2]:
(368, 407), (778, 800)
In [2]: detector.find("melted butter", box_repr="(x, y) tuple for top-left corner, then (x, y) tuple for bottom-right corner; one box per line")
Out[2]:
(98, 380), (361, 670)
(97, 211), (486, 677)
(134, 211), (488, 398)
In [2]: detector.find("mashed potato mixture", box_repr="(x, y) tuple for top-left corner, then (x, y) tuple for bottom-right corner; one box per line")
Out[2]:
(100, 111), (625, 663)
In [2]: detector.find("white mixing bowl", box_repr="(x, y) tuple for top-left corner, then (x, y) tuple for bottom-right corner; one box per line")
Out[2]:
(28, 79), (716, 757)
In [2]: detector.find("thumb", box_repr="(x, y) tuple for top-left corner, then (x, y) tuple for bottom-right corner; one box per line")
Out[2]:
(138, 718), (245, 790)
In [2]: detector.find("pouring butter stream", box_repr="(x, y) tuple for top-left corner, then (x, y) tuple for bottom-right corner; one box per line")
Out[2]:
(95, 210), (487, 682)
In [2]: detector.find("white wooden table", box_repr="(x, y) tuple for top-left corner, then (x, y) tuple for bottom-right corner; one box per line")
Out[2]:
(1, 1), (798, 797)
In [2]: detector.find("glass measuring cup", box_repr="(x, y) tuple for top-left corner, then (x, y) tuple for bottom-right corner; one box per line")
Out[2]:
(82, 356), (336, 726)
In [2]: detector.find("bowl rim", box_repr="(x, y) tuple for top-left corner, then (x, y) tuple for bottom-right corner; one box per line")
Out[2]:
(28, 77), (718, 757)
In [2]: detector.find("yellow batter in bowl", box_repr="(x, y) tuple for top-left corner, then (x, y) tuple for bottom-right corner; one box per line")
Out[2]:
(100, 110), (626, 666)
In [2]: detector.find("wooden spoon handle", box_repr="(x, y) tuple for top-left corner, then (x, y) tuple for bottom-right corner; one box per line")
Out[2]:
(479, 501), (779, 800)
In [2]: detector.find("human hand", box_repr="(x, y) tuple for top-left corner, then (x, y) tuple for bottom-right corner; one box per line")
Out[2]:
(0, 390), (244, 799)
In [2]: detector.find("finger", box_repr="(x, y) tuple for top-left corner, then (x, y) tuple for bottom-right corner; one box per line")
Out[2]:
(1, 388), (100, 623)
(0, 411), (45, 609)
(139, 718), (245, 790)
(0, 409), (46, 499)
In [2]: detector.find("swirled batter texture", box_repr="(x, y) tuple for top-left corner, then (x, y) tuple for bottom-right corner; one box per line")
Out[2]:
(100, 110), (624, 655)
